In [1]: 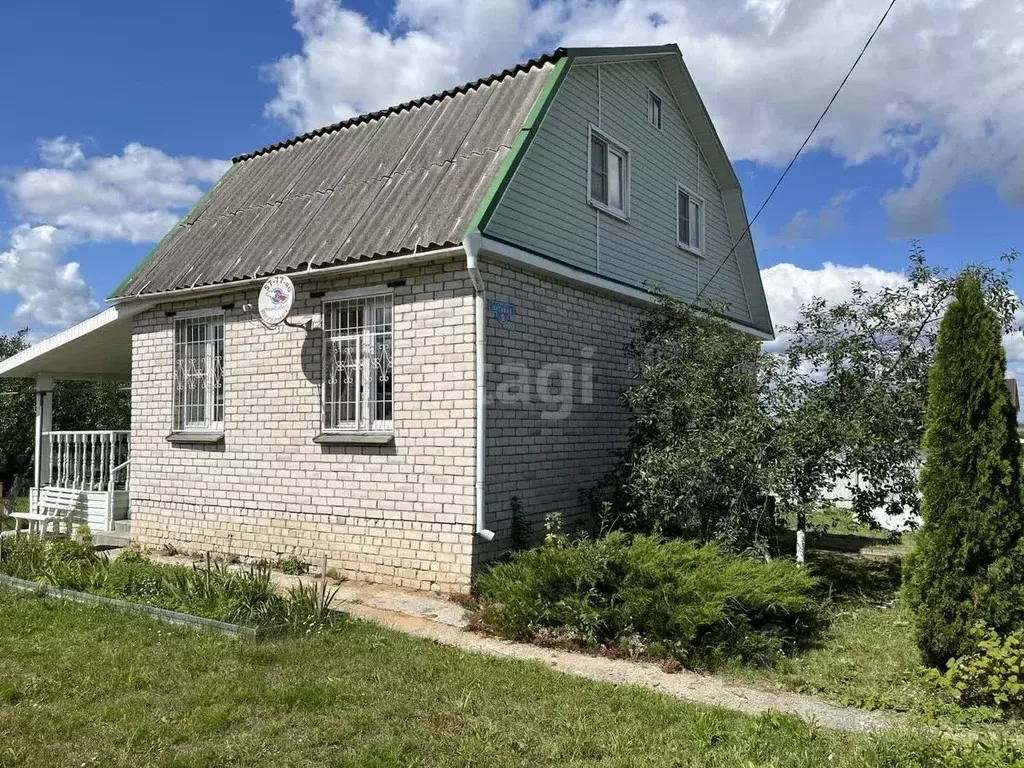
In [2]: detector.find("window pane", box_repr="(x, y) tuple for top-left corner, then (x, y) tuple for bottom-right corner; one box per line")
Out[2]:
(323, 295), (394, 431)
(212, 318), (224, 425)
(691, 200), (701, 249)
(649, 93), (662, 128)
(590, 135), (607, 203)
(679, 191), (690, 245)
(173, 315), (222, 431)
(608, 150), (623, 210)
(368, 295), (393, 427)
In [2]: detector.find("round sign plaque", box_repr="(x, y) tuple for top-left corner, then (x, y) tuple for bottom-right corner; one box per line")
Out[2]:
(258, 275), (295, 327)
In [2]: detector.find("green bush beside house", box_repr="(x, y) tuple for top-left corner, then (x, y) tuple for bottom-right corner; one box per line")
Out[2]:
(473, 531), (821, 669)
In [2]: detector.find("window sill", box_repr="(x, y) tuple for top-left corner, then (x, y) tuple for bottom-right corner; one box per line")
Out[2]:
(314, 432), (394, 446)
(677, 242), (704, 258)
(166, 432), (225, 445)
(587, 198), (629, 222)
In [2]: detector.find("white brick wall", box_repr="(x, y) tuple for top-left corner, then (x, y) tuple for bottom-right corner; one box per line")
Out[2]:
(480, 259), (643, 560)
(130, 257), (477, 593)
(129, 253), (643, 591)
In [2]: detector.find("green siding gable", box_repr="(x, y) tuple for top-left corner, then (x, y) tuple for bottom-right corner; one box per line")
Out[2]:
(484, 57), (757, 327)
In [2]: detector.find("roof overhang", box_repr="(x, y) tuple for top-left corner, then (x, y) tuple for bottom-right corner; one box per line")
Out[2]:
(0, 303), (150, 381)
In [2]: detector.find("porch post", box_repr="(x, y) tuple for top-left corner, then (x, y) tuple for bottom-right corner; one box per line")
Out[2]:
(33, 374), (54, 495)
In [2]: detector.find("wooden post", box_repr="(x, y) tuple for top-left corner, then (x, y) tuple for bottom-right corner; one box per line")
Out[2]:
(33, 375), (53, 499)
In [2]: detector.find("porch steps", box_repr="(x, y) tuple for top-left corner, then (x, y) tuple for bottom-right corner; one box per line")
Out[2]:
(93, 520), (130, 549)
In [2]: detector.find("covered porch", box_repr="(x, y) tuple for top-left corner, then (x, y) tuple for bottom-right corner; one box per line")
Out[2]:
(0, 305), (144, 535)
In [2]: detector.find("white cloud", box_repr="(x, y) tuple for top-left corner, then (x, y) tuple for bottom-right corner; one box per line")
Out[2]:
(761, 261), (1024, 384)
(263, 0), (1024, 238)
(0, 141), (228, 331)
(0, 226), (97, 329)
(761, 261), (906, 352)
(37, 136), (85, 169)
(768, 190), (857, 246)
(10, 142), (226, 244)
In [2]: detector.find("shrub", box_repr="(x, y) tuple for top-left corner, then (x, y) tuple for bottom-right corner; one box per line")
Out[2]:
(904, 273), (1024, 666)
(275, 555), (310, 575)
(934, 624), (1024, 711)
(473, 532), (821, 668)
(0, 535), (48, 579)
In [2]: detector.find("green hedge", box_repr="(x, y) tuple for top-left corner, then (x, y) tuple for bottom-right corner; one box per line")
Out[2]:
(473, 532), (821, 668)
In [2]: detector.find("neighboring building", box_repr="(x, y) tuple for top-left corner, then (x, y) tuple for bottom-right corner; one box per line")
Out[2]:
(0, 45), (772, 593)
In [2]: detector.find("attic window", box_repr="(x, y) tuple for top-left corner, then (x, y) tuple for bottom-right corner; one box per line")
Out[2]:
(589, 127), (630, 219)
(677, 185), (704, 256)
(648, 91), (662, 129)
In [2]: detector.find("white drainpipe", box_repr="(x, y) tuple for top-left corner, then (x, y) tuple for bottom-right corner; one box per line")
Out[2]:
(464, 232), (494, 541)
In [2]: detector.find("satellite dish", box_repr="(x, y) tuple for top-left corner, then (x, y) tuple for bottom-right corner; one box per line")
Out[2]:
(258, 275), (295, 327)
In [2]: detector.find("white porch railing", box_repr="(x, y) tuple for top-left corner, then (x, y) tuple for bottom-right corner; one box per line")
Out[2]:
(43, 431), (130, 492)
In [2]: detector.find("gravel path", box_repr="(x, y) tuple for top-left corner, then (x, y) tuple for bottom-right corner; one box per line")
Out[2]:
(340, 599), (898, 734)
(147, 553), (898, 734)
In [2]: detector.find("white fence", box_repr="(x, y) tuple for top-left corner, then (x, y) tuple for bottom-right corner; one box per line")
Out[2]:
(43, 430), (130, 493)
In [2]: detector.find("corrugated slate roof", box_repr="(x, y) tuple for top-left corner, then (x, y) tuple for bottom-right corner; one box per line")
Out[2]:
(115, 52), (559, 298)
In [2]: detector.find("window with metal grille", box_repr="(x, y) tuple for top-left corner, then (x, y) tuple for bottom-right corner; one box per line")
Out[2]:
(173, 313), (224, 432)
(677, 185), (704, 255)
(588, 127), (629, 218)
(322, 293), (393, 433)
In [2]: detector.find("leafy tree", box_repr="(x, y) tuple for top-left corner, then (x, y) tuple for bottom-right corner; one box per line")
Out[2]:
(0, 330), (34, 498)
(904, 272), (1024, 667)
(783, 244), (1020, 527)
(609, 295), (802, 553)
(606, 246), (1021, 557)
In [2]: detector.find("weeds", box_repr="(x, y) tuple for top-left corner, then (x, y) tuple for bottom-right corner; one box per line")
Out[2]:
(276, 555), (310, 575)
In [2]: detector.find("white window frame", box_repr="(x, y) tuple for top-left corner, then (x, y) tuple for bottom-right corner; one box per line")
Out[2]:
(676, 184), (705, 257)
(321, 287), (394, 434)
(648, 89), (662, 130)
(172, 310), (225, 434)
(587, 125), (631, 220)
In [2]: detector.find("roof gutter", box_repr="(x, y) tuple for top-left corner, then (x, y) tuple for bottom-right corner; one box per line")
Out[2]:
(109, 245), (466, 306)
(464, 231), (494, 542)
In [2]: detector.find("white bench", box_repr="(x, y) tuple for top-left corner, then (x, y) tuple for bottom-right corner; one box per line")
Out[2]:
(10, 487), (82, 537)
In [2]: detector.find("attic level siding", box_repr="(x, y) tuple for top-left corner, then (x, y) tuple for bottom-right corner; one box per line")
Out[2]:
(484, 58), (752, 324)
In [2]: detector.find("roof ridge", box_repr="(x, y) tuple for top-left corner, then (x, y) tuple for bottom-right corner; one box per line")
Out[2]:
(232, 48), (567, 164)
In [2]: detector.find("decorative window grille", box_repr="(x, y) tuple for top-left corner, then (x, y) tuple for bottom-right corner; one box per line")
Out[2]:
(323, 293), (393, 432)
(173, 314), (224, 432)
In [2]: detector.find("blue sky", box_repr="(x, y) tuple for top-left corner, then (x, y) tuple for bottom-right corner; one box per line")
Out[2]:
(1, 0), (1021, 351)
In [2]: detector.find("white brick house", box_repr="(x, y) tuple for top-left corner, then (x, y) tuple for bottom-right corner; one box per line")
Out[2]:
(0, 45), (772, 593)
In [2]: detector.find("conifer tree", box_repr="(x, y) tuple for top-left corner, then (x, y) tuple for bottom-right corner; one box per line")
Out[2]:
(905, 272), (1024, 666)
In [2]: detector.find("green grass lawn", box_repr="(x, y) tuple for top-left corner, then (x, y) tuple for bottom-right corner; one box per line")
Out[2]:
(0, 590), (1018, 767)
(780, 506), (919, 559)
(730, 513), (1008, 731)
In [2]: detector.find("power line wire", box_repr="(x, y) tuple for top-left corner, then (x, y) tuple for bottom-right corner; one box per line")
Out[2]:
(695, 0), (900, 301)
